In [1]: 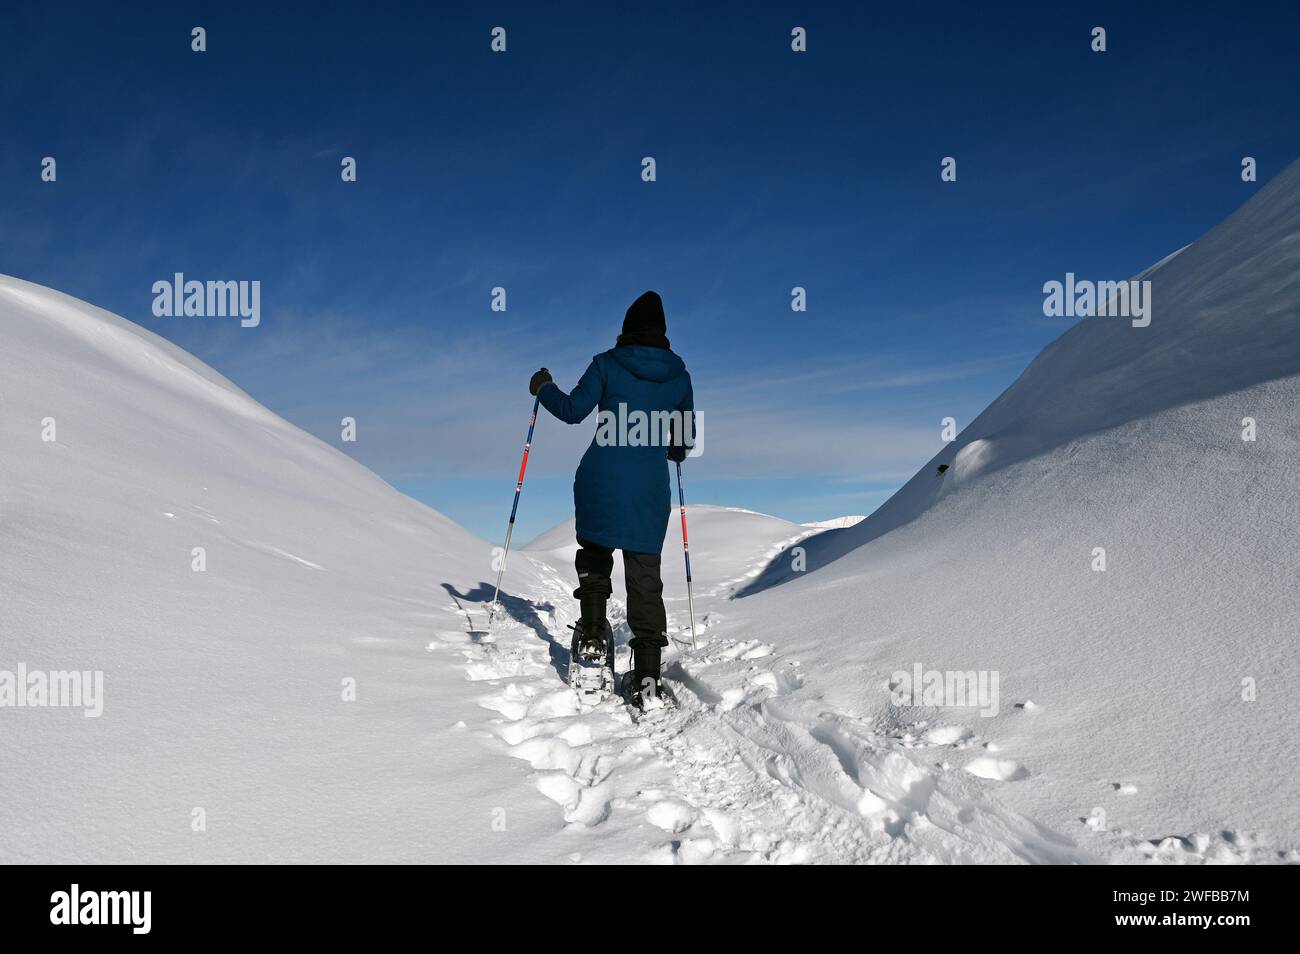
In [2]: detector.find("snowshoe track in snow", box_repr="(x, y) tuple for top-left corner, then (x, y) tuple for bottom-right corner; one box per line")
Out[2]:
(443, 558), (1115, 863)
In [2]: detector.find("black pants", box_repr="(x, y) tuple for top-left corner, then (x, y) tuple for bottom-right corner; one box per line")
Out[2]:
(574, 536), (668, 649)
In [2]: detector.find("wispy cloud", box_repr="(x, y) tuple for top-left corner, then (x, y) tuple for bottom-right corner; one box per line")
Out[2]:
(193, 300), (1022, 494)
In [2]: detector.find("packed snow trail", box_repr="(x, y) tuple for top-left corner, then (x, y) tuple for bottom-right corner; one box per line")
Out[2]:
(445, 546), (1094, 863)
(459, 506), (1293, 864)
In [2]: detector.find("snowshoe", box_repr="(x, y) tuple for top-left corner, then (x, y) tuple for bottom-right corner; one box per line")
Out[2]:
(567, 619), (614, 704)
(620, 669), (677, 720)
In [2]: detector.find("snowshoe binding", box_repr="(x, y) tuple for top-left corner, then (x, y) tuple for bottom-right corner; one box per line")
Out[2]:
(567, 617), (614, 704)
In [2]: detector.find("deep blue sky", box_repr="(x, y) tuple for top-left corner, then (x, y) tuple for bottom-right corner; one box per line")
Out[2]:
(3, 1), (1298, 543)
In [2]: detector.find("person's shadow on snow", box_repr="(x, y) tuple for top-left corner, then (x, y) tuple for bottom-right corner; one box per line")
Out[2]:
(440, 582), (567, 681)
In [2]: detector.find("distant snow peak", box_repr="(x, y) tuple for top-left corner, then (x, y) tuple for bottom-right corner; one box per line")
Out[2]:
(151, 272), (261, 328)
(1042, 271), (1151, 327)
(890, 663), (1000, 718)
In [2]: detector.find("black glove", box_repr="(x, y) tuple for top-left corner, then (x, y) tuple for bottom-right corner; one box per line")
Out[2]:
(529, 367), (552, 396)
(667, 415), (690, 462)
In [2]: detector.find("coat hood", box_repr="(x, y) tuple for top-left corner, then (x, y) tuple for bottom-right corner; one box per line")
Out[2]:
(617, 290), (671, 349)
(606, 345), (686, 384)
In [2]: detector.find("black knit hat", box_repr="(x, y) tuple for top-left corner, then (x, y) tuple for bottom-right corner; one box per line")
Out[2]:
(617, 291), (670, 349)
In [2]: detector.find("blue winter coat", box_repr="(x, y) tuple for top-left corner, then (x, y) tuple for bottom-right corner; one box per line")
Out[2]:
(539, 346), (694, 555)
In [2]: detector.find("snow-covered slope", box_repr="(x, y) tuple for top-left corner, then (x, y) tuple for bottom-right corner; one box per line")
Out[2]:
(728, 160), (1300, 859)
(750, 160), (1300, 584)
(0, 276), (574, 863)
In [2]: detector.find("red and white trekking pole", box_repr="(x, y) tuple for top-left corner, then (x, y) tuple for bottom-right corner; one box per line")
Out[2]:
(486, 388), (543, 631)
(675, 460), (698, 651)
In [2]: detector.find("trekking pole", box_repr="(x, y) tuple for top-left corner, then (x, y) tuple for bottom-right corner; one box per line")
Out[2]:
(675, 460), (698, 651)
(486, 386), (544, 631)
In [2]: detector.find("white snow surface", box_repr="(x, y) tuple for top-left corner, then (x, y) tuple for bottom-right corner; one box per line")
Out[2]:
(3, 161), (1299, 864)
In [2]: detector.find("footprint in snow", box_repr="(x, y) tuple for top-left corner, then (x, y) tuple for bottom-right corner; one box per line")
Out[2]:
(712, 639), (772, 662)
(750, 671), (779, 693)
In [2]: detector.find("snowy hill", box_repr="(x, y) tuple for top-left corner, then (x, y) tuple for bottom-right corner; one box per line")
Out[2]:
(750, 160), (1300, 585)
(0, 276), (571, 863)
(729, 160), (1300, 860)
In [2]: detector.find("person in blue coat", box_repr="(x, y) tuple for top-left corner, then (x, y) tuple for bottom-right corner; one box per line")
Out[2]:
(529, 291), (694, 703)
